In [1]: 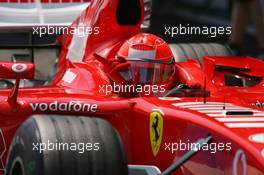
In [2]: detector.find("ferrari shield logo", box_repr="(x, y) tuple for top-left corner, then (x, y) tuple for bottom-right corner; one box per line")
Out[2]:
(149, 111), (164, 157)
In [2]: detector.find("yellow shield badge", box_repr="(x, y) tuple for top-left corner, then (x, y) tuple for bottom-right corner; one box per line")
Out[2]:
(149, 111), (164, 157)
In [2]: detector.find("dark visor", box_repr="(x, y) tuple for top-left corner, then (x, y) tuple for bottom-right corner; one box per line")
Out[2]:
(126, 57), (175, 65)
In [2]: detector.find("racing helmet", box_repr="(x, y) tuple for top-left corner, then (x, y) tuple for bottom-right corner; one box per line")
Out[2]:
(117, 33), (175, 85)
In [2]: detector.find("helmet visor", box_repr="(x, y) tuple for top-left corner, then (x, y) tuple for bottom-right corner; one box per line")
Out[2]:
(128, 59), (174, 85)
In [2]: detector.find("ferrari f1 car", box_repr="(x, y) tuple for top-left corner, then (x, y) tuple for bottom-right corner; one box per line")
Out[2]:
(0, 0), (264, 175)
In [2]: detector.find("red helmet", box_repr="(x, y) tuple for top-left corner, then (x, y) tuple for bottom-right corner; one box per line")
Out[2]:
(117, 33), (175, 85)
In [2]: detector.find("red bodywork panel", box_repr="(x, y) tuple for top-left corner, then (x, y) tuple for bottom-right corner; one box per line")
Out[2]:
(0, 0), (264, 175)
(0, 62), (35, 79)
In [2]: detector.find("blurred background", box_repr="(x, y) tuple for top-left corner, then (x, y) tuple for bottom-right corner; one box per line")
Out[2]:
(0, 0), (263, 86)
(149, 0), (264, 57)
(0, 0), (264, 56)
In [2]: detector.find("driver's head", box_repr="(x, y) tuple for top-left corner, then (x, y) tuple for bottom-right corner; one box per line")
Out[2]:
(117, 33), (175, 86)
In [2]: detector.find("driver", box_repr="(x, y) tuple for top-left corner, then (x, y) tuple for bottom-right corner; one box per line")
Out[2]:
(97, 33), (200, 97)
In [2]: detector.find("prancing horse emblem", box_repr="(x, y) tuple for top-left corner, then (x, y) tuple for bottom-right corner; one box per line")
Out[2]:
(149, 110), (164, 157)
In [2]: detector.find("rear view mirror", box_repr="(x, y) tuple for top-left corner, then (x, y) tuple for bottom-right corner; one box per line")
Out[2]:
(0, 62), (35, 108)
(0, 62), (35, 79)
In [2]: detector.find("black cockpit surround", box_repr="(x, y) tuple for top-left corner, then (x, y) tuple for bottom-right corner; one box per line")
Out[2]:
(116, 0), (142, 25)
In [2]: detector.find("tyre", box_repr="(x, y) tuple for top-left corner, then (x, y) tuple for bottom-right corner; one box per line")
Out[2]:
(5, 115), (128, 175)
(169, 43), (232, 63)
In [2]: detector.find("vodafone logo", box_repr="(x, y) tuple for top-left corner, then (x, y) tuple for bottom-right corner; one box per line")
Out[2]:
(11, 64), (27, 73)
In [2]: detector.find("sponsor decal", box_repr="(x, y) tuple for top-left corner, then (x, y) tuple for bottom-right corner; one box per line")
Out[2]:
(128, 48), (156, 59)
(12, 63), (27, 73)
(233, 149), (247, 175)
(255, 101), (264, 108)
(248, 133), (264, 143)
(29, 101), (98, 113)
(149, 109), (164, 157)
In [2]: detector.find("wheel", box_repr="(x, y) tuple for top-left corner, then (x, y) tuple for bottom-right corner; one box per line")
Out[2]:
(169, 44), (188, 62)
(169, 43), (232, 63)
(5, 115), (128, 175)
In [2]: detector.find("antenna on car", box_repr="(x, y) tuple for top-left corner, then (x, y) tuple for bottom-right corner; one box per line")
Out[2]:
(160, 135), (212, 175)
(223, 89), (226, 110)
(203, 76), (207, 104)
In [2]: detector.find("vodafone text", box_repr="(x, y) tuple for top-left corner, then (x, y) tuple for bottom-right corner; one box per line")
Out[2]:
(29, 101), (98, 113)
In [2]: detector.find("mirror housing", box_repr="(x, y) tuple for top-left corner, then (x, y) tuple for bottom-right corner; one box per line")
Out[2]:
(0, 62), (35, 110)
(0, 62), (35, 79)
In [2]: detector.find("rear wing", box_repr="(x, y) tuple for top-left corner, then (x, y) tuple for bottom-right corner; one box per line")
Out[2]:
(0, 1), (90, 30)
(0, 0), (151, 30)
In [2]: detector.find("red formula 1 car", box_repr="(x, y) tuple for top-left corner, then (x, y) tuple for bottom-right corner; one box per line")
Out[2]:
(0, 0), (264, 175)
